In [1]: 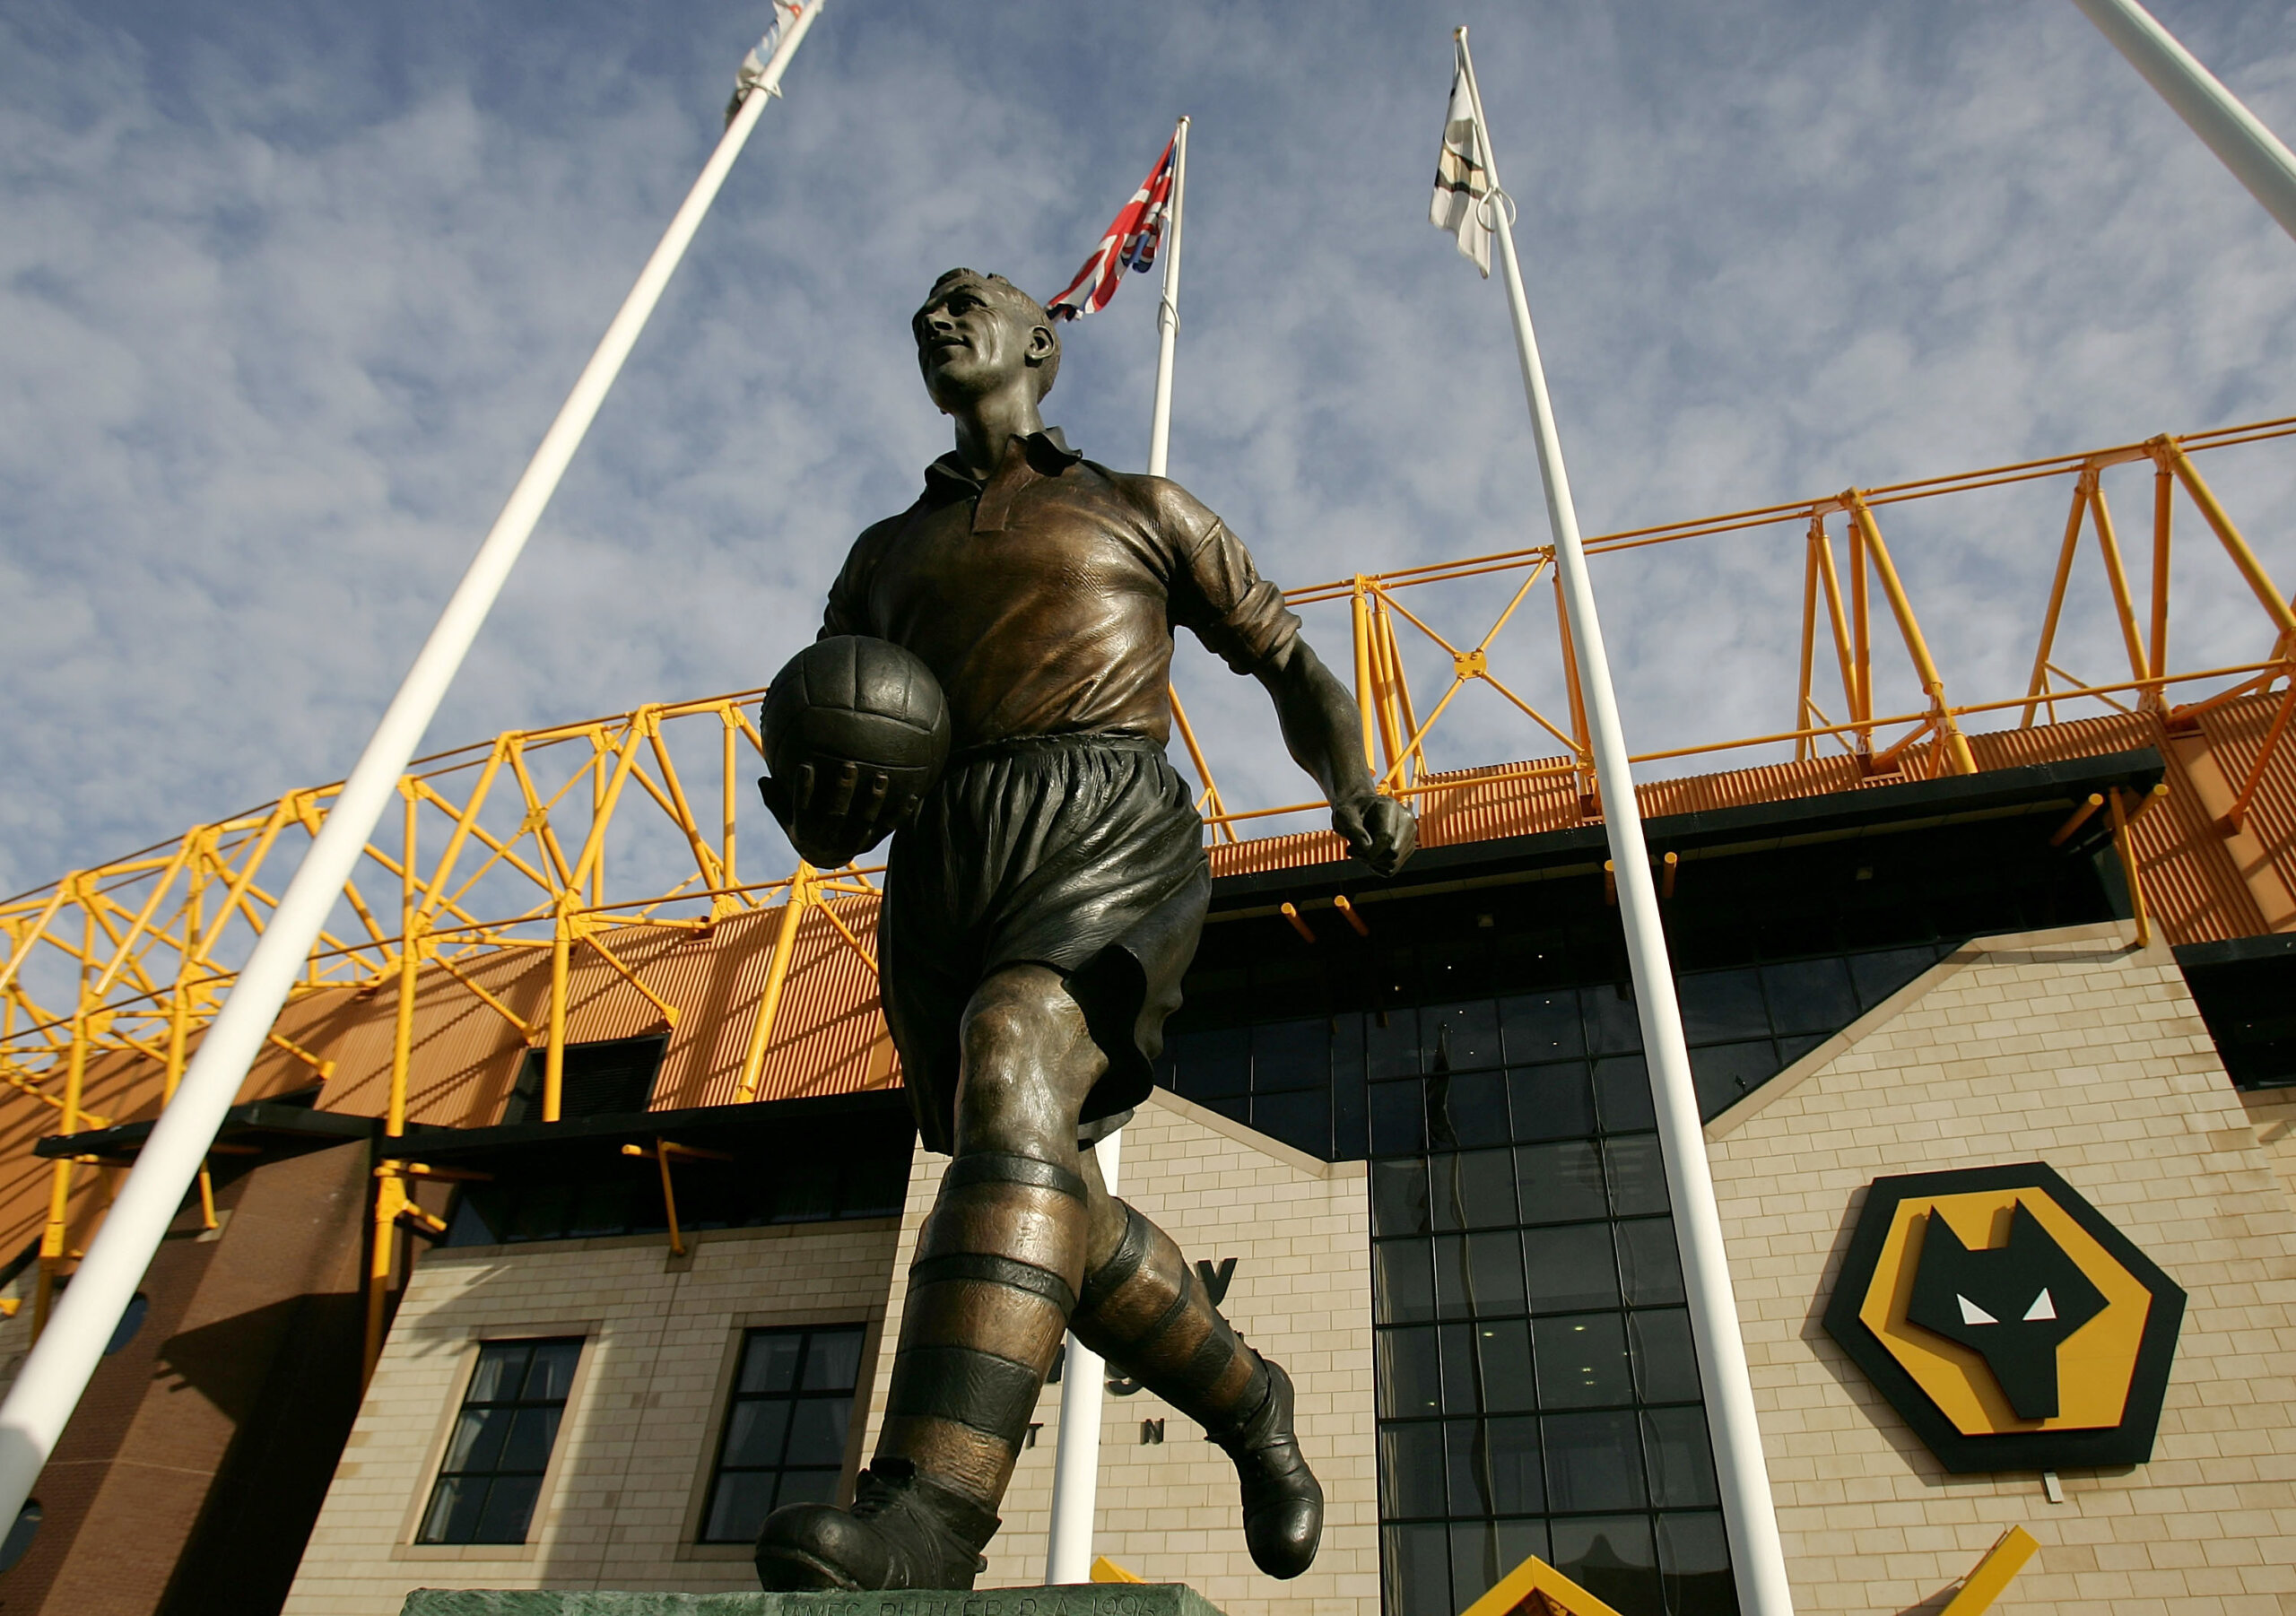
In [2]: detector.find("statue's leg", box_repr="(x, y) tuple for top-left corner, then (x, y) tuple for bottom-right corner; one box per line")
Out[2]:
(1070, 1154), (1325, 1580)
(756, 964), (1101, 1593)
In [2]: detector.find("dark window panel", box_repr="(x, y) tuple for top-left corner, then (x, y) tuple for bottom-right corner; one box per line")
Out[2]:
(1456, 1415), (1545, 1516)
(1372, 1159), (1431, 1238)
(1643, 1406), (1721, 1508)
(1593, 1057), (1657, 1134)
(1448, 1518), (1507, 1612)
(742, 1332), (804, 1394)
(1604, 1137), (1671, 1218)
(1776, 1032), (1828, 1068)
(1334, 1013), (1370, 1158)
(419, 1336), (583, 1546)
(1533, 1313), (1634, 1409)
(1848, 945), (1943, 1009)
(1687, 1040), (1782, 1119)
(1542, 1412), (1648, 1513)
(1379, 1421), (1448, 1518)
(1369, 1008), (1422, 1078)
(1252, 1089), (1330, 1158)
(1252, 1019), (1330, 1092)
(1501, 989), (1586, 1064)
(1526, 1224), (1622, 1314)
(1378, 1327), (1444, 1420)
(1439, 1324), (1482, 1414)
(1550, 1513), (1660, 1615)
(1425, 1002), (1502, 1073)
(784, 1399), (853, 1466)
(1370, 1081), (1427, 1157)
(1515, 1141), (1606, 1226)
(1760, 957), (1858, 1035)
(1658, 1512), (1739, 1616)
(509, 1185), (574, 1242)
(1430, 1072), (1510, 1150)
(1376, 1242), (1436, 1325)
(1467, 1231), (1528, 1317)
(1424, 940), (1494, 1001)
(701, 1326), (865, 1544)
(1428, 1150), (1518, 1232)
(1171, 1027), (1250, 1099)
(1630, 1309), (1703, 1404)
(1383, 1522), (1452, 1616)
(1616, 1220), (1686, 1308)
(1475, 1319), (1538, 1412)
(1199, 1095), (1249, 1125)
(1584, 986), (1644, 1056)
(1676, 969), (1767, 1043)
(1508, 1063), (1598, 1142)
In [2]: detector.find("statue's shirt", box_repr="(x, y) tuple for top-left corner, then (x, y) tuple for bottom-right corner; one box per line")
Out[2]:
(822, 429), (1300, 749)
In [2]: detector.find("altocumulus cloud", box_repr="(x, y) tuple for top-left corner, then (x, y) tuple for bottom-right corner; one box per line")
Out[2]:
(2, 0), (2293, 896)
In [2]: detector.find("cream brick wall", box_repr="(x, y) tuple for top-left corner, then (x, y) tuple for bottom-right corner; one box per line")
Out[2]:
(857, 1089), (1378, 1616)
(1706, 921), (2296, 1615)
(282, 1217), (901, 1616)
(2240, 1090), (2296, 1211)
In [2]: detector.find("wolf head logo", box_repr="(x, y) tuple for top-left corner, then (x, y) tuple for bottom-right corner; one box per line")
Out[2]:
(1905, 1202), (2108, 1420)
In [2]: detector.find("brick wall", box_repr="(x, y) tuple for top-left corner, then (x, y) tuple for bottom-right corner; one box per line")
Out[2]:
(280, 1217), (900, 1615)
(857, 1089), (1380, 1616)
(1706, 920), (2296, 1614)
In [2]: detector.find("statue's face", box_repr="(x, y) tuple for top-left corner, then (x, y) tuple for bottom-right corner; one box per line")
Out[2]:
(913, 279), (1051, 410)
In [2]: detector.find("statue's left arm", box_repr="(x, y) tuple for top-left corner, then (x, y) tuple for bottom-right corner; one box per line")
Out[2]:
(1143, 477), (1416, 879)
(1254, 639), (1416, 877)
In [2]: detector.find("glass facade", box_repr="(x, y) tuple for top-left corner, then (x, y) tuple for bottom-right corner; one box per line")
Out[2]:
(700, 1325), (868, 1542)
(1158, 812), (2111, 1616)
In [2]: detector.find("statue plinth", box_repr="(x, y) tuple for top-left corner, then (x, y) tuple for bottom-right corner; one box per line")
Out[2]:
(400, 1586), (1229, 1616)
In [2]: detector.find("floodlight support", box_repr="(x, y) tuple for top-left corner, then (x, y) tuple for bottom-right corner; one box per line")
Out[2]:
(0, 0), (826, 1527)
(1456, 29), (1796, 1616)
(2069, 0), (2296, 246)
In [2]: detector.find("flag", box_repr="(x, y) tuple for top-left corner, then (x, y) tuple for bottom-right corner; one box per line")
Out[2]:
(1048, 134), (1178, 320)
(727, 1), (806, 126)
(1430, 52), (1492, 276)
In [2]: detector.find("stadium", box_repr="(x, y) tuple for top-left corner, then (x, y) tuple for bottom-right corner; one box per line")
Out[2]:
(0, 412), (2292, 1616)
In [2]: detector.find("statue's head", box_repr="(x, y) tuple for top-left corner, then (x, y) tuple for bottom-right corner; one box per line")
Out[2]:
(912, 269), (1060, 413)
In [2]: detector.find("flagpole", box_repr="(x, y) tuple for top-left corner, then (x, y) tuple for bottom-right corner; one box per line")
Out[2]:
(2069, 0), (2296, 246)
(1045, 1129), (1122, 1584)
(1045, 113), (1187, 1586)
(1454, 31), (1796, 1616)
(0, 0), (828, 1529)
(1145, 116), (1191, 479)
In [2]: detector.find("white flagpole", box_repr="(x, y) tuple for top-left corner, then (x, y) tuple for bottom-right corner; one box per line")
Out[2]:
(1145, 117), (1191, 481)
(1045, 115), (1187, 1586)
(2069, 0), (2296, 245)
(0, 0), (828, 1527)
(1046, 1128), (1122, 1584)
(1453, 32), (1796, 1616)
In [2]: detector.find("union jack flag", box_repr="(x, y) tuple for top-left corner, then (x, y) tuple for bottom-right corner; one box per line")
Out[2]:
(1047, 133), (1178, 321)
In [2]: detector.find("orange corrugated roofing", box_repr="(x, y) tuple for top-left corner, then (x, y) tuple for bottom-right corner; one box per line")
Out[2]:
(5, 699), (2288, 1266)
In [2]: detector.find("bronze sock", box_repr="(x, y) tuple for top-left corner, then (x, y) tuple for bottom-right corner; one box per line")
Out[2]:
(874, 1151), (1087, 1510)
(1068, 1202), (1266, 1433)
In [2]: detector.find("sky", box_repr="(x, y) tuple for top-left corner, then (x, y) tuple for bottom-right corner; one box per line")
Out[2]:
(4, 0), (2295, 900)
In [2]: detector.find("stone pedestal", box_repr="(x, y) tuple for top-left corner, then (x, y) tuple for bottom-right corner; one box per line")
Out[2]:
(400, 1587), (1227, 1616)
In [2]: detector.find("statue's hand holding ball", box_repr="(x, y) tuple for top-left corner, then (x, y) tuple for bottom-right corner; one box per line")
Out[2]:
(757, 636), (952, 868)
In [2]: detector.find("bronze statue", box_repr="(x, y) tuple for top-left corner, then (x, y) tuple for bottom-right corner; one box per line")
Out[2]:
(754, 268), (1416, 1593)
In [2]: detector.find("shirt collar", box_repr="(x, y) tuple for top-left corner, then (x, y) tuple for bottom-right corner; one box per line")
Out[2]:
(923, 428), (1082, 528)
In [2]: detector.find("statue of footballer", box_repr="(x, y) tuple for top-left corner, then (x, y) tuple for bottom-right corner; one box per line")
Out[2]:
(752, 267), (1416, 1593)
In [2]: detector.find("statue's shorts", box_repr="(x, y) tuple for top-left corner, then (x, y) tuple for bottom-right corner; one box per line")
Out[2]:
(879, 732), (1210, 1155)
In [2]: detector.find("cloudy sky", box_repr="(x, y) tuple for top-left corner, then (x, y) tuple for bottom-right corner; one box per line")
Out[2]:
(4, 0), (2294, 899)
